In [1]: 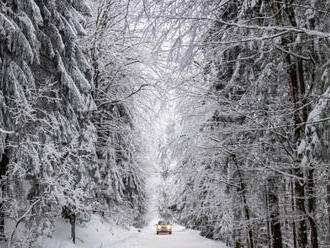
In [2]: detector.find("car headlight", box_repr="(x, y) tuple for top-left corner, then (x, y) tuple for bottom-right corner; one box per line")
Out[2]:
(166, 225), (171, 229)
(157, 225), (161, 229)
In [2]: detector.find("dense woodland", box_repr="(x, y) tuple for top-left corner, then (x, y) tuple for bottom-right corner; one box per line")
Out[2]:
(152, 1), (330, 248)
(0, 0), (149, 246)
(1, 0), (330, 248)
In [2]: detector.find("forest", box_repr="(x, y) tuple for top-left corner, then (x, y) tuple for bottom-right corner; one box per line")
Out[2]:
(1, 0), (330, 248)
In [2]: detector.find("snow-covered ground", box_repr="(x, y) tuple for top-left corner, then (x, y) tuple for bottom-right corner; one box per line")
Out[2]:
(118, 224), (228, 248)
(37, 216), (228, 248)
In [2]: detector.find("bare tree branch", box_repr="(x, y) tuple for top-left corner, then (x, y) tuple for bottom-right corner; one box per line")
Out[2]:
(98, 84), (151, 108)
(8, 199), (40, 248)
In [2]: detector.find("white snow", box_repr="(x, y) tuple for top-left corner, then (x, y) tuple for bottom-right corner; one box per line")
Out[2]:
(37, 216), (228, 248)
(120, 223), (228, 248)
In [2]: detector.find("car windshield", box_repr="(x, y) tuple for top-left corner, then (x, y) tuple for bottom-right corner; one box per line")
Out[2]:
(158, 220), (167, 225)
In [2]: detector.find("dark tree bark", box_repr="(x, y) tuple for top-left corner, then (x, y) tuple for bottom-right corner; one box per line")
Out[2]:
(235, 241), (242, 248)
(270, 2), (309, 247)
(285, 2), (309, 129)
(284, 7), (318, 245)
(70, 214), (76, 244)
(62, 206), (76, 244)
(242, 189), (254, 248)
(270, 1), (301, 140)
(233, 156), (254, 248)
(327, 173), (330, 245)
(297, 57), (308, 129)
(294, 168), (308, 248)
(306, 167), (318, 248)
(265, 185), (272, 248)
(0, 149), (9, 241)
(267, 177), (283, 248)
(291, 179), (297, 248)
(233, 200), (243, 248)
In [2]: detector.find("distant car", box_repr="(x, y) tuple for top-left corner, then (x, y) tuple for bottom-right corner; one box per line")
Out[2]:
(156, 220), (172, 235)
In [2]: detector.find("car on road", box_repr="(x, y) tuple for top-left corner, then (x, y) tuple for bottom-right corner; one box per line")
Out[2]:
(156, 220), (172, 235)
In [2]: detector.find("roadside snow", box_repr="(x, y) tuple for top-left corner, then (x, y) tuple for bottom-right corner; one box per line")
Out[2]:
(37, 215), (137, 248)
(36, 216), (228, 248)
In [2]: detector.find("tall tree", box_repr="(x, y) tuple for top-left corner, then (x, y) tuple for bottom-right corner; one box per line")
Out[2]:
(144, 0), (330, 247)
(0, 0), (96, 245)
(83, 0), (149, 227)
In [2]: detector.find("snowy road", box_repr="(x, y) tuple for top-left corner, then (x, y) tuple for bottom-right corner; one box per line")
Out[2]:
(38, 216), (228, 248)
(114, 225), (228, 248)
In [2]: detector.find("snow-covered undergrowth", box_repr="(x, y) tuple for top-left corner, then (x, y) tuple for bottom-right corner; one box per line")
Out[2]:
(36, 215), (139, 248)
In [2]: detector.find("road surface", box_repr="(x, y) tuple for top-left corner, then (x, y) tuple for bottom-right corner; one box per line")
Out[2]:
(113, 224), (228, 248)
(37, 217), (228, 248)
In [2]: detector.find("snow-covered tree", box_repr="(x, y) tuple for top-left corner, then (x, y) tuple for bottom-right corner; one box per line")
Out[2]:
(82, 0), (149, 227)
(144, 0), (330, 247)
(0, 0), (97, 245)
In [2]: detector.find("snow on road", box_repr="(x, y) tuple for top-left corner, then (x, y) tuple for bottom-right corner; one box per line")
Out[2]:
(115, 225), (228, 248)
(37, 216), (228, 248)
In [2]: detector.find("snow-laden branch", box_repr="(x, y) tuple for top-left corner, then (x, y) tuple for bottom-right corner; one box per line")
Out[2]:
(0, 128), (15, 134)
(157, 15), (330, 38)
(274, 44), (312, 61)
(191, 31), (291, 46)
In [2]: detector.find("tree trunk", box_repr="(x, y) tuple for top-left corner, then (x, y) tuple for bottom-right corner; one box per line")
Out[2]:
(285, 2), (308, 129)
(306, 167), (318, 248)
(0, 149), (9, 241)
(242, 193), (254, 248)
(285, 8), (317, 244)
(270, 1), (301, 139)
(235, 241), (242, 248)
(61, 206), (76, 244)
(294, 168), (308, 248)
(297, 57), (308, 128)
(284, 8), (317, 244)
(265, 185), (272, 248)
(327, 173), (330, 245)
(70, 214), (76, 244)
(267, 177), (283, 248)
(270, 3), (309, 247)
(233, 155), (254, 248)
(291, 179), (297, 248)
